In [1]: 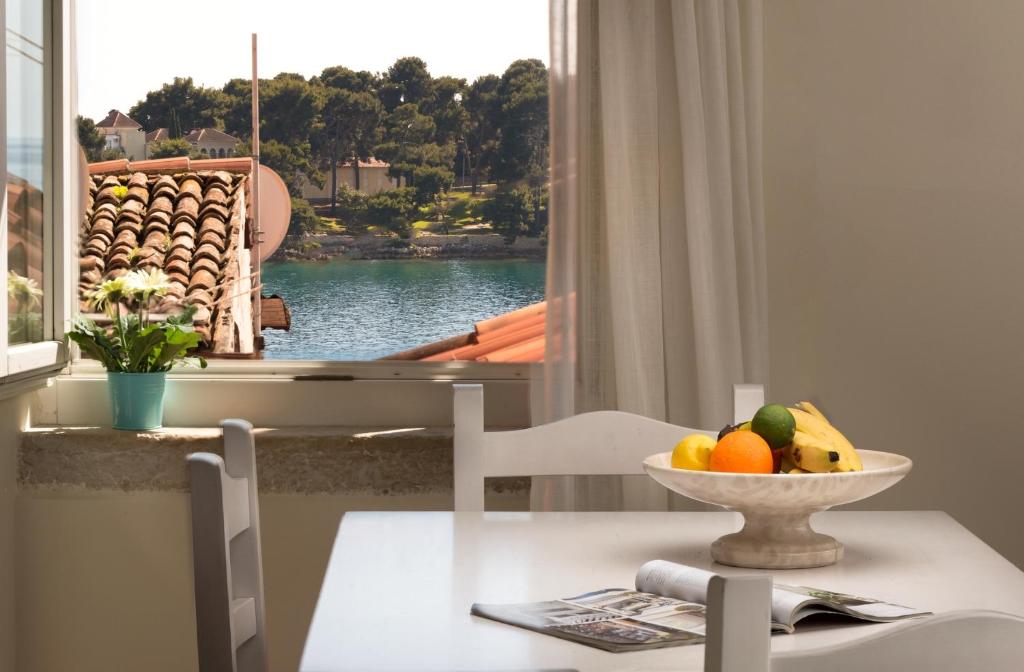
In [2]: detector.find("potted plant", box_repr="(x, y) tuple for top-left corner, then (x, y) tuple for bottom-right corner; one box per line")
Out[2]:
(68, 269), (207, 430)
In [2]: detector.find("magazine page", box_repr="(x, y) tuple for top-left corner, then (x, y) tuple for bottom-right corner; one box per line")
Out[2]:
(634, 560), (715, 605)
(633, 560), (928, 629)
(472, 588), (708, 652)
(774, 585), (930, 626)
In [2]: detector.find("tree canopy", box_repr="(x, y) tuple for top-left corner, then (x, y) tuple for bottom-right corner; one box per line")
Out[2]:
(125, 56), (550, 231)
(76, 115), (105, 162)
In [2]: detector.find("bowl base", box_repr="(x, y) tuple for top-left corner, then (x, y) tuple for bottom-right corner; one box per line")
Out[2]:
(710, 512), (844, 569)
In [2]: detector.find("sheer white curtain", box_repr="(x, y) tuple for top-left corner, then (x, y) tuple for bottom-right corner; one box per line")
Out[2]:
(538, 0), (767, 510)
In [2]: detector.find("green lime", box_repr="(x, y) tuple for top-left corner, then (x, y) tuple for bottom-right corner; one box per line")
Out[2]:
(751, 404), (796, 450)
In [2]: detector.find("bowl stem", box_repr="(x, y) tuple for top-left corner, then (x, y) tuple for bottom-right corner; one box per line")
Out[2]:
(711, 511), (843, 569)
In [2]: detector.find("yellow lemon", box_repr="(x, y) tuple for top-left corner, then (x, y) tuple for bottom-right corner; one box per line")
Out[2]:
(671, 434), (716, 471)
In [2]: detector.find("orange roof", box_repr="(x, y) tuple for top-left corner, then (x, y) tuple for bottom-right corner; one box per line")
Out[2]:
(382, 301), (546, 363)
(184, 128), (241, 145)
(96, 109), (142, 130)
(88, 156), (254, 175)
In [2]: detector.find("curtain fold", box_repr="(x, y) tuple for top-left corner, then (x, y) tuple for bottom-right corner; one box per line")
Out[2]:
(539, 0), (767, 511)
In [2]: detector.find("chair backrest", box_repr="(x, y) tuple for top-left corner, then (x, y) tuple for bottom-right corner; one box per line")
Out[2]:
(187, 419), (268, 672)
(702, 574), (1024, 672)
(769, 610), (1024, 672)
(704, 574), (772, 672)
(452, 383), (764, 511)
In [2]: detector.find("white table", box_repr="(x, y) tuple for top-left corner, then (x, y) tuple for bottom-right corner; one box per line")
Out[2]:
(300, 511), (1024, 671)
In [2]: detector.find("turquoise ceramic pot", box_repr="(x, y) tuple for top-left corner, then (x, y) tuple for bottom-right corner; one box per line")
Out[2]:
(107, 372), (167, 430)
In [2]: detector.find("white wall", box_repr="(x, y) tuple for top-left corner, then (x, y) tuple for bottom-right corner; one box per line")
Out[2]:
(0, 392), (31, 671)
(766, 0), (1024, 566)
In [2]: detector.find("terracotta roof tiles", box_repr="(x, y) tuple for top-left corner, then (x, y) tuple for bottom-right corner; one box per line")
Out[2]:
(96, 109), (143, 129)
(79, 161), (252, 352)
(184, 128), (240, 144)
(381, 301), (546, 363)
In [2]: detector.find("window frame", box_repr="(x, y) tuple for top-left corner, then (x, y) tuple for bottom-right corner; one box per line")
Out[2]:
(53, 0), (542, 386)
(0, 0), (73, 387)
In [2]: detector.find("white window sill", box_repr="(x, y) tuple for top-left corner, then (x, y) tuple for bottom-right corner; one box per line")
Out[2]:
(68, 358), (537, 381)
(9, 341), (64, 375)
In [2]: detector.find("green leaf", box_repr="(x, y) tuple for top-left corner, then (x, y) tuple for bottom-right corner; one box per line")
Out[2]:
(127, 325), (169, 372)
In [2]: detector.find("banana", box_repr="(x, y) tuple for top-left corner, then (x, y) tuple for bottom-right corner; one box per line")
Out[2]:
(787, 467), (810, 474)
(785, 430), (842, 472)
(790, 404), (863, 471)
(795, 400), (830, 424)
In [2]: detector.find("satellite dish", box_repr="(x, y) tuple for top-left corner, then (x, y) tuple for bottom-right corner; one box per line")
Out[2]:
(257, 164), (291, 261)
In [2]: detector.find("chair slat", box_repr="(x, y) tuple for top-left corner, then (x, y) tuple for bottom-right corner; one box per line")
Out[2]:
(230, 597), (257, 650)
(224, 476), (251, 540)
(188, 419), (268, 672)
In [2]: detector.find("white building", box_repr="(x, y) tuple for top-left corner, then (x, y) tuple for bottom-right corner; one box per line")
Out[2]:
(95, 109), (146, 160)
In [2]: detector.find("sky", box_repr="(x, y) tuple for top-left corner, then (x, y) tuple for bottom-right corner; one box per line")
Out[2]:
(75, 0), (549, 123)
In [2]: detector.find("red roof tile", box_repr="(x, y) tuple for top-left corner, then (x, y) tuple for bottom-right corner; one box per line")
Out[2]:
(145, 128), (169, 142)
(184, 128), (240, 144)
(96, 109), (142, 129)
(80, 161), (254, 354)
(89, 156), (254, 175)
(384, 300), (546, 363)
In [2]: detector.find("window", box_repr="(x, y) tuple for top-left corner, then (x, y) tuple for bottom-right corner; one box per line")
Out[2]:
(74, 0), (549, 368)
(1, 0), (66, 381)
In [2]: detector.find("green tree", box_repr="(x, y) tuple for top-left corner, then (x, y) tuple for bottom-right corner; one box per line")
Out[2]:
(364, 187), (417, 237)
(334, 185), (369, 227)
(318, 88), (383, 213)
(289, 197), (320, 236)
(242, 139), (320, 196)
(76, 115), (105, 162)
(374, 103), (437, 185)
(480, 188), (533, 240)
(221, 77), (255, 140)
(412, 165), (454, 206)
(317, 65), (376, 93)
(147, 137), (194, 159)
(462, 75), (502, 193)
(260, 74), (322, 146)
(129, 77), (228, 137)
(99, 147), (126, 161)
(493, 59), (549, 234)
(384, 57), (434, 108)
(427, 76), (468, 145)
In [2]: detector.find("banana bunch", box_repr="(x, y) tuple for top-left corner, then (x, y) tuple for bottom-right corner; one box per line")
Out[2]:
(783, 401), (863, 473)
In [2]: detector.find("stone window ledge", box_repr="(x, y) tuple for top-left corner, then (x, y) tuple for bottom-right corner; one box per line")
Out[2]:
(19, 425), (528, 497)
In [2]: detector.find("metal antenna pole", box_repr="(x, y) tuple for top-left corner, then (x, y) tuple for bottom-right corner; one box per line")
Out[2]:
(251, 33), (262, 337)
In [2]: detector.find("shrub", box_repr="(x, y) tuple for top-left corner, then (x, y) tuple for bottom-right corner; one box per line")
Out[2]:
(289, 197), (320, 236)
(364, 187), (417, 237)
(335, 185), (369, 226)
(148, 138), (193, 159)
(412, 165), (454, 206)
(480, 188), (533, 240)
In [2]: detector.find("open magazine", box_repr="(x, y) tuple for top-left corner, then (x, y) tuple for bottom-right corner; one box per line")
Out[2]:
(471, 560), (930, 653)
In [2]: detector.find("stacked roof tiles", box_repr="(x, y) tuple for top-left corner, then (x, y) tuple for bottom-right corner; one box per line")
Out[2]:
(382, 301), (546, 363)
(79, 158), (252, 349)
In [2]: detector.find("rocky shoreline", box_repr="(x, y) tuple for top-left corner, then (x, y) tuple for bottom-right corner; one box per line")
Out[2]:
(272, 232), (546, 262)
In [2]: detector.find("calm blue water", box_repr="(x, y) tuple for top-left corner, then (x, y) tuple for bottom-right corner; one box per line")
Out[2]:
(261, 259), (546, 360)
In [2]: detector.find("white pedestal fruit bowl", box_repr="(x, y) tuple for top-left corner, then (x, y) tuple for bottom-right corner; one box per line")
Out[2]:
(643, 449), (912, 569)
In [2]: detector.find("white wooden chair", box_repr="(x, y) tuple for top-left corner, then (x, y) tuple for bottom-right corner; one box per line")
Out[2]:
(452, 383), (764, 511)
(187, 419), (269, 672)
(705, 574), (1024, 672)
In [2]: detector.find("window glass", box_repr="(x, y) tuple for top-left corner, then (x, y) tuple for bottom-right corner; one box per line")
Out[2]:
(6, 0), (46, 344)
(76, 0), (548, 362)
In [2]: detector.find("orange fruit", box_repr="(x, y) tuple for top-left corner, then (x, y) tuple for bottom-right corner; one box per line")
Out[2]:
(709, 430), (774, 474)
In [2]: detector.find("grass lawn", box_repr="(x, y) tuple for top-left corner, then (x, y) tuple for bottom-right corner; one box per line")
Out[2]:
(309, 187), (504, 237)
